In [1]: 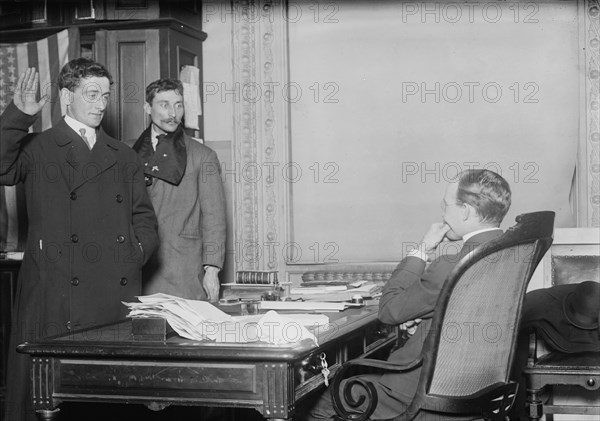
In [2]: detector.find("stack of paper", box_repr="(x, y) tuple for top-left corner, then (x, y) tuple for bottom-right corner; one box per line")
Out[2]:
(351, 282), (382, 295)
(123, 293), (325, 345)
(259, 300), (347, 312)
(290, 285), (347, 295)
(290, 281), (382, 302)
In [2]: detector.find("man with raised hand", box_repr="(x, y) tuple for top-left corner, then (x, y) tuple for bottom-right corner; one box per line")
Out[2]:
(1, 60), (158, 421)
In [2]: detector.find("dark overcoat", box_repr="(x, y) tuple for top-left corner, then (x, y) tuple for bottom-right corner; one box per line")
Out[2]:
(1, 102), (159, 421)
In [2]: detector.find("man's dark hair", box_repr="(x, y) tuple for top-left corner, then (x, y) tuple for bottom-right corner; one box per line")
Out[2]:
(58, 58), (113, 90)
(455, 169), (512, 225)
(145, 79), (184, 104)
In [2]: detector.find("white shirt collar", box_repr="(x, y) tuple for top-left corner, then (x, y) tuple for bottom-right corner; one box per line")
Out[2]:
(463, 227), (500, 242)
(64, 114), (96, 142)
(150, 126), (164, 151)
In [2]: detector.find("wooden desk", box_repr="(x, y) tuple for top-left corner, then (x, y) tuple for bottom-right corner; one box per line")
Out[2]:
(18, 306), (396, 420)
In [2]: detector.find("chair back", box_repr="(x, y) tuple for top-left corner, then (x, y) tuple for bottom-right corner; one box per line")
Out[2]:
(413, 212), (555, 413)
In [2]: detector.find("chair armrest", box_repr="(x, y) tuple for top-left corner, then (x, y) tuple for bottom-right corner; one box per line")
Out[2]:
(331, 357), (424, 421)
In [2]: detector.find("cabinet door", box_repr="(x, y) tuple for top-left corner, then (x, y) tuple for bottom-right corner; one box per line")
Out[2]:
(161, 27), (203, 134)
(99, 29), (160, 142)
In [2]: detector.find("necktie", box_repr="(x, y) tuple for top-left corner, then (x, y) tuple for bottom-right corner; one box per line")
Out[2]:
(152, 134), (166, 151)
(79, 128), (92, 150)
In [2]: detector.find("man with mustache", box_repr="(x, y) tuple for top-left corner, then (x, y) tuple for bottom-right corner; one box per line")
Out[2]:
(1, 60), (159, 421)
(132, 79), (226, 302)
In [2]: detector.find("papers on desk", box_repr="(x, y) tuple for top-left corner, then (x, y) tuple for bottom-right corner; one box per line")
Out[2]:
(290, 285), (347, 295)
(290, 282), (382, 302)
(123, 293), (326, 345)
(260, 300), (347, 312)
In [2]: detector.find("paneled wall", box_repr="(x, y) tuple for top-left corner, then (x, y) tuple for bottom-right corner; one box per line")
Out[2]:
(202, 0), (600, 284)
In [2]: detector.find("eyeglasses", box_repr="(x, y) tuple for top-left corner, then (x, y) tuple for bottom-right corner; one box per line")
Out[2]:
(440, 199), (463, 212)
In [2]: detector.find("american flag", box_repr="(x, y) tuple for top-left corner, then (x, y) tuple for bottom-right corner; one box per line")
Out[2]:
(0, 28), (79, 252)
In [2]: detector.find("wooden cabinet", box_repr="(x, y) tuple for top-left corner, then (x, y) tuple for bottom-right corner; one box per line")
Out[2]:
(0, 1), (206, 140)
(101, 28), (160, 142)
(93, 20), (205, 140)
(0, 1), (201, 31)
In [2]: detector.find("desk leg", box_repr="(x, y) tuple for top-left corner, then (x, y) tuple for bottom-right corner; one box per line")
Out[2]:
(526, 388), (543, 421)
(35, 408), (60, 421)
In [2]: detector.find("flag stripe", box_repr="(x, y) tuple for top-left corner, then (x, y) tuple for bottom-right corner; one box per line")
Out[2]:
(26, 41), (42, 133)
(67, 28), (79, 64)
(26, 42), (37, 72)
(58, 29), (72, 117)
(16, 44), (29, 78)
(47, 33), (61, 125)
(36, 36), (51, 130)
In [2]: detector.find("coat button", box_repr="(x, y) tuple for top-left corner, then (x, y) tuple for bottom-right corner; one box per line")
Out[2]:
(120, 277), (128, 286)
(116, 194), (123, 203)
(70, 192), (77, 200)
(71, 234), (79, 243)
(117, 235), (125, 243)
(71, 277), (79, 286)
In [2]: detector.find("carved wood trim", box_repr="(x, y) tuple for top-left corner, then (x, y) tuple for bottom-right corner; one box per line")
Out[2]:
(261, 362), (294, 418)
(233, 0), (260, 271)
(232, 0), (289, 272)
(31, 357), (55, 411)
(579, 0), (600, 227)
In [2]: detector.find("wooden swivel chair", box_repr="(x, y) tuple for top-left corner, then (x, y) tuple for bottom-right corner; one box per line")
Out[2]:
(331, 211), (555, 421)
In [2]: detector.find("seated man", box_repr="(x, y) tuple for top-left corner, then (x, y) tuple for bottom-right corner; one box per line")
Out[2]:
(300, 168), (512, 420)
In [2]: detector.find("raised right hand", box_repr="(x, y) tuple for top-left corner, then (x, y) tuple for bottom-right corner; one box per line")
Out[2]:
(13, 67), (48, 116)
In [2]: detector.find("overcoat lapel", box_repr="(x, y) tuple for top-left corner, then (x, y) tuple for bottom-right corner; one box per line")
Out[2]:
(52, 121), (118, 191)
(52, 120), (88, 191)
(132, 125), (187, 186)
(83, 129), (118, 187)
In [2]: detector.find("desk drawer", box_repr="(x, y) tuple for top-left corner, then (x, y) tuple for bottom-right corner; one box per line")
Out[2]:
(294, 323), (397, 399)
(52, 358), (261, 397)
(33, 357), (294, 416)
